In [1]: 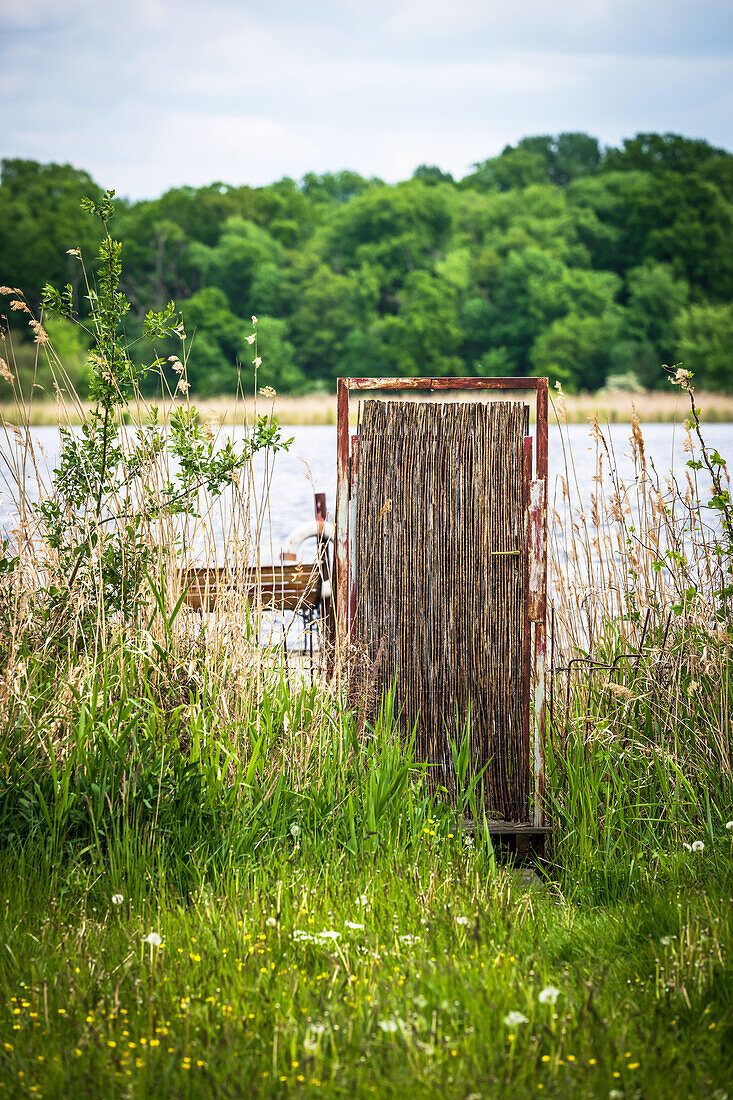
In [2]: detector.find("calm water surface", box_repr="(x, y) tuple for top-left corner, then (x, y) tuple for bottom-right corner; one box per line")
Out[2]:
(1, 421), (732, 561)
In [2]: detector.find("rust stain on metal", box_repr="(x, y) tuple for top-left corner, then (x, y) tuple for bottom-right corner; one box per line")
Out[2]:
(527, 480), (547, 622)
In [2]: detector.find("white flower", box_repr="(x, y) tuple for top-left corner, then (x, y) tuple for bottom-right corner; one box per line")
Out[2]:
(455, 916), (471, 926)
(538, 986), (559, 1005)
(253, 356), (262, 369)
(246, 334), (256, 345)
(290, 823), (300, 838)
(660, 935), (674, 946)
(691, 840), (705, 852)
(464, 835), (474, 848)
(144, 932), (162, 947)
(357, 895), (369, 907)
(503, 1011), (528, 1027)
(726, 821), (733, 831)
(266, 917), (277, 928)
(251, 315), (258, 325)
(315, 930), (340, 942)
(378, 1018), (398, 1033)
(345, 921), (364, 931)
(111, 894), (124, 906)
(682, 842), (692, 852)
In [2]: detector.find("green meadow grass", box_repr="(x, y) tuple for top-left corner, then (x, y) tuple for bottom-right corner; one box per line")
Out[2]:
(0, 642), (731, 1100)
(2, 194), (732, 1098)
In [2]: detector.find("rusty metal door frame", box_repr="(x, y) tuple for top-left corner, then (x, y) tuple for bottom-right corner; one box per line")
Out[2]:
(336, 376), (549, 827)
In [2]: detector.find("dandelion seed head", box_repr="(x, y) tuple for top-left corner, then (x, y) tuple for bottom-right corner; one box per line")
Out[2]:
(266, 917), (277, 928)
(725, 821), (733, 831)
(144, 932), (162, 947)
(503, 1011), (528, 1027)
(691, 840), (704, 852)
(538, 985), (560, 1005)
(290, 823), (300, 838)
(111, 894), (124, 906)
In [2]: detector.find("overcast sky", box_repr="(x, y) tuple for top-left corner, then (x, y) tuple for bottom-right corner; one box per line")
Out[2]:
(2, 0), (732, 199)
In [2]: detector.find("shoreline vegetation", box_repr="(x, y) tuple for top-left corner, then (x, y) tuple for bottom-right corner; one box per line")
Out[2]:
(3, 387), (733, 427)
(0, 195), (731, 1099)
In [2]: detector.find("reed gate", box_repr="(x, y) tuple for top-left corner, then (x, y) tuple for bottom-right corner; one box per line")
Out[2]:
(336, 378), (548, 829)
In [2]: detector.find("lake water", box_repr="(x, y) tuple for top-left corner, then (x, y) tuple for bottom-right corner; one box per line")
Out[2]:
(1, 421), (732, 562)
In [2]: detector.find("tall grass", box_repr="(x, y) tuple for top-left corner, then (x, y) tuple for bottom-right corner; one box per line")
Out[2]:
(1, 227), (732, 1093)
(546, 385), (732, 900)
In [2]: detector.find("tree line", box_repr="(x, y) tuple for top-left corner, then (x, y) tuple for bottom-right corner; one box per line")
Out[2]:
(2, 131), (733, 397)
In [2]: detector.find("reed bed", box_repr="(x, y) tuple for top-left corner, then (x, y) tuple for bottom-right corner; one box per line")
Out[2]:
(4, 386), (733, 427)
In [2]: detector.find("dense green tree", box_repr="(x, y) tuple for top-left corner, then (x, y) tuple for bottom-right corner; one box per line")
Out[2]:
(532, 310), (621, 391)
(180, 287), (249, 395)
(288, 264), (380, 382)
(617, 262), (689, 386)
(301, 171), (381, 204)
(462, 148), (547, 193)
(4, 133), (733, 395)
(254, 316), (306, 393)
(188, 216), (285, 317)
(675, 301), (733, 392)
(323, 181), (453, 292)
(603, 132), (730, 176)
(374, 271), (464, 378)
(517, 133), (602, 185)
(412, 165), (455, 186)
(0, 159), (103, 308)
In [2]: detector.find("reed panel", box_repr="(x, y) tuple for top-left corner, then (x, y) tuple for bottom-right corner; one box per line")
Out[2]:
(354, 399), (529, 821)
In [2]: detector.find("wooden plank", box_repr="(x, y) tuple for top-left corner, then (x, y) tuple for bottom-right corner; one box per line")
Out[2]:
(181, 565), (320, 613)
(345, 376), (542, 392)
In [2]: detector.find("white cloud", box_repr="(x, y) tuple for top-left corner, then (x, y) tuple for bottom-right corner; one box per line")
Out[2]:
(1, 0), (732, 196)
